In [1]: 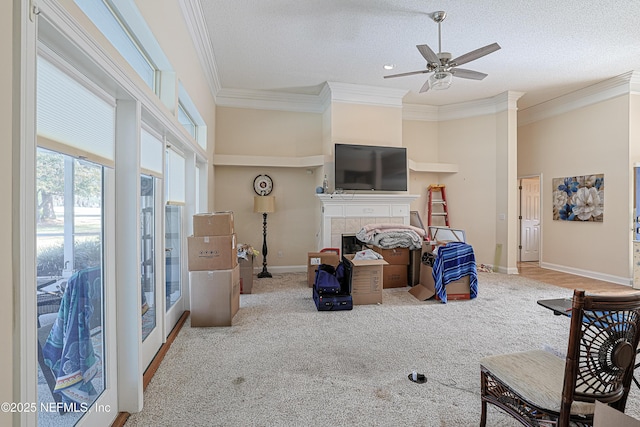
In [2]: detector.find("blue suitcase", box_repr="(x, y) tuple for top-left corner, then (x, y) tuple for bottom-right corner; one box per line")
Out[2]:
(313, 264), (342, 294)
(313, 288), (353, 311)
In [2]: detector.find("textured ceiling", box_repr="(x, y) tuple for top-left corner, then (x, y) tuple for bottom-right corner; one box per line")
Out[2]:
(198, 0), (640, 109)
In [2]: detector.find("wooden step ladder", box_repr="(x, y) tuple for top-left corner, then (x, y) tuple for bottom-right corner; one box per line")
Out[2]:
(427, 184), (450, 227)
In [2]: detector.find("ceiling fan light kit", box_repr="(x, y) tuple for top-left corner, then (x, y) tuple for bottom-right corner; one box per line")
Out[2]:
(383, 10), (500, 93)
(428, 71), (453, 90)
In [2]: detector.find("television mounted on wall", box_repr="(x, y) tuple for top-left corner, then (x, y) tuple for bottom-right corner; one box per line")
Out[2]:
(334, 143), (408, 191)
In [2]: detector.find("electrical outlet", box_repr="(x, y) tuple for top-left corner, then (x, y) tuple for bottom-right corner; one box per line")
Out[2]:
(277, 250), (284, 258)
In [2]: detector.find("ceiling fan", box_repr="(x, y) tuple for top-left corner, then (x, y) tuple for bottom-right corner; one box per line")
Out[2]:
(384, 11), (501, 92)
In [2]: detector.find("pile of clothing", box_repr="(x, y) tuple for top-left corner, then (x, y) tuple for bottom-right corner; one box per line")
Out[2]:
(355, 223), (425, 250)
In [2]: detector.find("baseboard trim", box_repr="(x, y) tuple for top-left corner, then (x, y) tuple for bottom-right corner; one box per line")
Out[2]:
(540, 262), (632, 286)
(253, 265), (307, 274)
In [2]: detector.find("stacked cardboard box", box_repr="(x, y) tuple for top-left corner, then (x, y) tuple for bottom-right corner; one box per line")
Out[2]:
(187, 212), (240, 326)
(371, 246), (409, 288)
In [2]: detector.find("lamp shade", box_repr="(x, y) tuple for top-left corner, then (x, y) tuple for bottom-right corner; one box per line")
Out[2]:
(254, 196), (275, 213)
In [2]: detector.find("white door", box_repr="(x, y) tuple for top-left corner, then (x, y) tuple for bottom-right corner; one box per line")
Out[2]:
(520, 177), (540, 262)
(141, 175), (163, 369)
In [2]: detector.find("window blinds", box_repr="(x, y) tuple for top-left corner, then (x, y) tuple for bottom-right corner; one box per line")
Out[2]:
(37, 56), (115, 164)
(166, 148), (185, 204)
(140, 128), (164, 176)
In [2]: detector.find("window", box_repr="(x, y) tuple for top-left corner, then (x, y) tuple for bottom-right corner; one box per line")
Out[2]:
(177, 102), (196, 139)
(36, 148), (106, 425)
(178, 82), (207, 149)
(140, 175), (156, 341)
(165, 147), (185, 310)
(36, 51), (114, 424)
(74, 0), (170, 91)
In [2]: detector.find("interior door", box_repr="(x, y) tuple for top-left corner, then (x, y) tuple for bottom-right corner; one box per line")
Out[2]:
(520, 177), (541, 262)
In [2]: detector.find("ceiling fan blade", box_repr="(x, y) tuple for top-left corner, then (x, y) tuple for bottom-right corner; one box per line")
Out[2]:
(383, 69), (429, 79)
(451, 68), (488, 80)
(450, 42), (501, 67)
(416, 44), (440, 66)
(419, 79), (431, 93)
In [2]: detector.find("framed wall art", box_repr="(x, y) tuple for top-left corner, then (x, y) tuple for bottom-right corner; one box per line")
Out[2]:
(552, 174), (604, 222)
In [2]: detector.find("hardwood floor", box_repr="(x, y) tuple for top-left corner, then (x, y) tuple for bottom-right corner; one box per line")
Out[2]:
(517, 261), (638, 294)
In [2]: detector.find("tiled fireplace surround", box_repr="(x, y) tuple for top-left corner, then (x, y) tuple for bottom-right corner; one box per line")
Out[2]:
(316, 193), (420, 250)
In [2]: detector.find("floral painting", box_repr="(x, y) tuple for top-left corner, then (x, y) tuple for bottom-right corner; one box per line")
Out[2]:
(552, 174), (604, 222)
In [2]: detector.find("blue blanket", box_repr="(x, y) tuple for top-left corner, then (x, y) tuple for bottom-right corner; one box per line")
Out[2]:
(42, 267), (101, 407)
(432, 242), (478, 303)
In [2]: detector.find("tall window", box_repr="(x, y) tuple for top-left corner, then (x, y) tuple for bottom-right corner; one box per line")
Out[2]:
(36, 149), (105, 425)
(165, 148), (185, 311)
(140, 175), (156, 341)
(165, 205), (182, 310)
(36, 50), (114, 423)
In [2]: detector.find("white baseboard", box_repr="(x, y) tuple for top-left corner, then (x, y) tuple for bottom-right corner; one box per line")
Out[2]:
(540, 262), (632, 286)
(253, 265), (307, 274)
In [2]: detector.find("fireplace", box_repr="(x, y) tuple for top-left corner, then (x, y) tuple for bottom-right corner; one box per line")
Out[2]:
(316, 193), (420, 250)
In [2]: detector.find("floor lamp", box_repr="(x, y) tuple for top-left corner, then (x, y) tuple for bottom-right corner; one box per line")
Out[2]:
(254, 195), (275, 278)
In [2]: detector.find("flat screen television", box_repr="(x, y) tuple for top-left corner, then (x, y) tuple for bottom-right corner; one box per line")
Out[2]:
(334, 143), (408, 191)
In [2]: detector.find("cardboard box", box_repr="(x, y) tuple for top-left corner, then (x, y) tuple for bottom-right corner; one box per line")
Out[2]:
(307, 251), (340, 287)
(193, 212), (234, 237)
(371, 246), (410, 265)
(343, 254), (387, 305)
(382, 264), (408, 288)
(238, 255), (254, 294)
(408, 249), (422, 286)
(594, 401), (640, 427)
(189, 266), (240, 327)
(409, 244), (470, 301)
(188, 234), (238, 271)
(409, 264), (470, 301)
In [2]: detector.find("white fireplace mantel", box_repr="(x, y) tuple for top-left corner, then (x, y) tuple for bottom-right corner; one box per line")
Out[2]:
(316, 193), (420, 250)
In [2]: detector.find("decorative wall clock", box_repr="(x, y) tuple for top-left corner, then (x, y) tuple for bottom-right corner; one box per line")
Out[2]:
(253, 174), (273, 196)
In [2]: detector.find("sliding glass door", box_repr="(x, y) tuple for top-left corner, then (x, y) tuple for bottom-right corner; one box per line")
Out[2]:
(35, 148), (108, 425)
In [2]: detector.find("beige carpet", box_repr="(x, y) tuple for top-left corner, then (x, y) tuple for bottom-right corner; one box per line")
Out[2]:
(125, 271), (640, 427)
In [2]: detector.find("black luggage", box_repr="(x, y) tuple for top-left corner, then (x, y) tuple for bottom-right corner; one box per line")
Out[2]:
(313, 288), (353, 311)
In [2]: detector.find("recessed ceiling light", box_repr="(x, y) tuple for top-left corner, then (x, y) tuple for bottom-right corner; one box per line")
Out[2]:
(383, 64), (396, 70)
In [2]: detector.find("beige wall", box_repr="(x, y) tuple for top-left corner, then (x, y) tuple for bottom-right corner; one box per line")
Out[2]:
(214, 166), (319, 268)
(438, 115), (499, 265)
(330, 102), (403, 147)
(215, 107), (322, 157)
(213, 103), (511, 268)
(3, 1), (13, 424)
(403, 119), (440, 222)
(214, 107), (324, 266)
(518, 95), (631, 280)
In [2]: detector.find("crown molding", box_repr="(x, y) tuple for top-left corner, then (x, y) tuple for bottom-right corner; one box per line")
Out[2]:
(215, 88), (326, 113)
(402, 91), (524, 122)
(178, 0), (221, 100)
(402, 104), (439, 121)
(518, 71), (640, 126)
(326, 82), (407, 108)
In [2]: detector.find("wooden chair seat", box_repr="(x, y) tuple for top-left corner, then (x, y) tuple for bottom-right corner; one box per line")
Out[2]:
(480, 289), (640, 427)
(481, 350), (595, 416)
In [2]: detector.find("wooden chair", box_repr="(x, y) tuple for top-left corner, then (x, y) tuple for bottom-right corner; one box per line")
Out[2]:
(480, 289), (640, 427)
